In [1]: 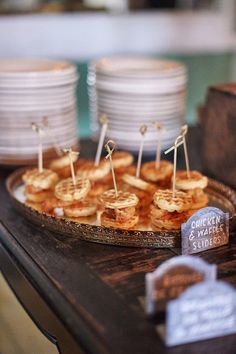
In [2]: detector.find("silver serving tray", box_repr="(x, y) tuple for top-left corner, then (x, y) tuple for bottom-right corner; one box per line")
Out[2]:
(6, 168), (236, 248)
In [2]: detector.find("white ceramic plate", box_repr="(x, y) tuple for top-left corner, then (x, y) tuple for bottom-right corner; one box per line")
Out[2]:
(0, 59), (77, 77)
(95, 81), (186, 95)
(94, 90), (186, 102)
(0, 98), (76, 111)
(0, 84), (77, 96)
(0, 74), (78, 88)
(96, 103), (185, 116)
(92, 57), (186, 78)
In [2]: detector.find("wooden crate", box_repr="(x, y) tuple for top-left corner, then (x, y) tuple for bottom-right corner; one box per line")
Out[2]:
(200, 83), (236, 189)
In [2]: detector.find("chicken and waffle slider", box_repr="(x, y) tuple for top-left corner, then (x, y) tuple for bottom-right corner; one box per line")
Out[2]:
(141, 160), (173, 187)
(150, 189), (193, 231)
(63, 200), (97, 218)
(52, 176), (97, 219)
(112, 151), (134, 169)
(55, 176), (91, 202)
(99, 189), (139, 229)
(153, 189), (192, 213)
(110, 151), (135, 183)
(175, 170), (208, 211)
(77, 160), (110, 182)
(76, 160), (112, 197)
(49, 153), (84, 178)
(121, 173), (157, 213)
(23, 168), (59, 203)
(175, 170), (208, 190)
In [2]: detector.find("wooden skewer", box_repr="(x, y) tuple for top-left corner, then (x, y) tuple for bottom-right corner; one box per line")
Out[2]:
(165, 135), (184, 198)
(95, 114), (108, 167)
(105, 140), (118, 197)
(136, 124), (147, 178)
(165, 140), (183, 154)
(181, 124), (190, 178)
(152, 121), (165, 169)
(31, 122), (45, 173)
(63, 148), (80, 186)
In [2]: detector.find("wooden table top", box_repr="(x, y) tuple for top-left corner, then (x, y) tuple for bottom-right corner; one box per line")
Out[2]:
(1, 128), (236, 354)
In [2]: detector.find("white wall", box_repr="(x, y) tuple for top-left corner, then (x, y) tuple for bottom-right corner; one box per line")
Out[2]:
(0, 10), (235, 60)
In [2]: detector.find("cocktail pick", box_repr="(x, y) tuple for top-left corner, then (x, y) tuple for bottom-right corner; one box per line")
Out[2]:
(43, 116), (62, 157)
(31, 122), (45, 173)
(136, 124), (147, 178)
(152, 121), (165, 169)
(105, 140), (118, 197)
(63, 148), (80, 186)
(165, 135), (184, 198)
(181, 124), (190, 178)
(95, 114), (108, 167)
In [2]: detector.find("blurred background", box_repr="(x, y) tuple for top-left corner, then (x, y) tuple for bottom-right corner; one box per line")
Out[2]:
(0, 0), (235, 137)
(0, 0), (236, 353)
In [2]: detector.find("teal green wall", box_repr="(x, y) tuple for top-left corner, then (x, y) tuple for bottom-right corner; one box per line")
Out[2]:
(75, 52), (234, 138)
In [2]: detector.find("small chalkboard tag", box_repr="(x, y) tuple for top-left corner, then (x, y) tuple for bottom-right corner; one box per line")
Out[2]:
(145, 255), (216, 315)
(163, 280), (236, 347)
(181, 207), (229, 255)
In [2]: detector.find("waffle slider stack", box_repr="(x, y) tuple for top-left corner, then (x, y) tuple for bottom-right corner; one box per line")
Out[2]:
(112, 151), (135, 181)
(23, 168), (59, 204)
(54, 176), (96, 220)
(141, 160), (173, 188)
(49, 153), (85, 178)
(76, 160), (111, 197)
(150, 189), (193, 231)
(99, 189), (139, 229)
(175, 170), (208, 211)
(121, 173), (156, 216)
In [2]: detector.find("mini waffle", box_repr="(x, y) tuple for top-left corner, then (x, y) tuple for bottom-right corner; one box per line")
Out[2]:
(101, 213), (139, 229)
(121, 183), (155, 210)
(187, 188), (209, 210)
(77, 160), (110, 181)
(151, 214), (189, 231)
(22, 168), (59, 190)
(99, 189), (139, 209)
(141, 160), (173, 183)
(150, 204), (191, 230)
(153, 189), (192, 212)
(112, 151), (134, 169)
(55, 177), (91, 202)
(88, 183), (111, 198)
(116, 165), (136, 183)
(49, 153), (78, 170)
(121, 173), (152, 191)
(41, 197), (72, 213)
(64, 201), (97, 218)
(175, 170), (208, 190)
(49, 159), (84, 179)
(24, 185), (54, 203)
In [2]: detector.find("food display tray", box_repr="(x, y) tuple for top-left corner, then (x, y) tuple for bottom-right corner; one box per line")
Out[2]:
(6, 168), (236, 249)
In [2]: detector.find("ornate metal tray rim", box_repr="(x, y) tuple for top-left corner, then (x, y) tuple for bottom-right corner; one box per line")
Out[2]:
(6, 168), (236, 249)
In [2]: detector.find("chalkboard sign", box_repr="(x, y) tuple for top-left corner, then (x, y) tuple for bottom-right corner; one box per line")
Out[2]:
(182, 207), (229, 255)
(164, 281), (236, 346)
(145, 256), (216, 315)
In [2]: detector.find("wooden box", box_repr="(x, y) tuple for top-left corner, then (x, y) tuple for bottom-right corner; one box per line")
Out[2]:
(201, 83), (236, 189)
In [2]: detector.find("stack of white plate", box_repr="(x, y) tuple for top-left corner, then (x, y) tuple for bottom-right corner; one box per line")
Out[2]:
(0, 59), (79, 166)
(88, 57), (187, 153)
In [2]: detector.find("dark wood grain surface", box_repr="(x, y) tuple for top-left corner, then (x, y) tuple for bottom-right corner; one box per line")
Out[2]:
(1, 127), (236, 354)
